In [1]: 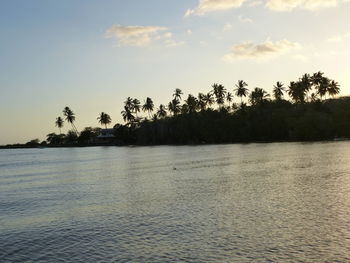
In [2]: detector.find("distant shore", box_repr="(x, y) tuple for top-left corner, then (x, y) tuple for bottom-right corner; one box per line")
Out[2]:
(2, 138), (349, 150)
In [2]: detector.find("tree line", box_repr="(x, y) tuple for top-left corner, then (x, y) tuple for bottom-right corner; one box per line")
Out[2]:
(6, 71), (349, 148)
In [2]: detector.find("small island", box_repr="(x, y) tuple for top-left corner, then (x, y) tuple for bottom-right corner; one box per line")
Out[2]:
(2, 72), (349, 149)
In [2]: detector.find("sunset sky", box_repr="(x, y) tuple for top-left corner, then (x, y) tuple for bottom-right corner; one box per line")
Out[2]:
(1, 0), (350, 144)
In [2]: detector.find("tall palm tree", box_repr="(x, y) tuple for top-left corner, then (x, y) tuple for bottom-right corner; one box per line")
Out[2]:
(212, 83), (226, 108)
(203, 92), (214, 109)
(157, 104), (167, 118)
(235, 80), (249, 104)
(121, 106), (135, 124)
(173, 89), (183, 101)
(132, 98), (141, 116)
(185, 94), (198, 113)
(55, 117), (64, 134)
(168, 99), (181, 116)
(249, 88), (270, 105)
(63, 107), (78, 135)
(124, 97), (133, 110)
(142, 97), (154, 118)
(311, 71), (328, 100)
(328, 80), (340, 98)
(197, 93), (207, 111)
(97, 112), (112, 129)
(288, 81), (306, 104)
(226, 92), (233, 107)
(273, 81), (285, 101)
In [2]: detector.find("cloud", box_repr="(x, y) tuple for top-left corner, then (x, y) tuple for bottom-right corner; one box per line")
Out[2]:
(185, 0), (349, 15)
(223, 39), (301, 61)
(238, 15), (253, 23)
(266, 0), (349, 11)
(248, 0), (263, 7)
(185, 0), (247, 16)
(327, 32), (350, 42)
(106, 25), (184, 47)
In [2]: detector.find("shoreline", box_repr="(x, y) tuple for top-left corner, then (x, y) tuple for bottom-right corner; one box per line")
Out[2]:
(1, 138), (348, 150)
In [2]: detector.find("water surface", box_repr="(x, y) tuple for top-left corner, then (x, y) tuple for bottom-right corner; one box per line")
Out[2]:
(1, 142), (350, 262)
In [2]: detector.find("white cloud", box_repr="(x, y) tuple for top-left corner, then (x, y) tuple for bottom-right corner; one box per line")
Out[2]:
(266, 0), (349, 11)
(185, 0), (349, 15)
(185, 0), (247, 16)
(223, 39), (301, 61)
(327, 32), (350, 42)
(238, 15), (253, 23)
(164, 39), (186, 47)
(106, 25), (184, 48)
(248, 0), (263, 7)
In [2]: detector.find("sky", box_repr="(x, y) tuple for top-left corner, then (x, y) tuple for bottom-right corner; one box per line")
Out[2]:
(1, 0), (350, 144)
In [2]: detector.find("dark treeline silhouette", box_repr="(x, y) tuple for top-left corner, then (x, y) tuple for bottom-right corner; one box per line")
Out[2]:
(111, 72), (348, 145)
(2, 72), (349, 148)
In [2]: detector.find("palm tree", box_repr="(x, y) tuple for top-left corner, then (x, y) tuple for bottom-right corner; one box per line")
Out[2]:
(328, 80), (340, 98)
(185, 94), (198, 113)
(226, 92), (233, 108)
(132, 98), (141, 116)
(168, 99), (181, 116)
(288, 81), (306, 104)
(249, 88), (270, 105)
(311, 71), (328, 100)
(63, 107), (78, 135)
(203, 92), (214, 109)
(235, 80), (249, 104)
(157, 104), (167, 118)
(173, 89), (183, 101)
(121, 106), (135, 124)
(55, 117), (64, 134)
(142, 97), (154, 118)
(273, 82), (285, 101)
(212, 83), (226, 108)
(124, 97), (133, 109)
(197, 93), (207, 111)
(97, 112), (112, 129)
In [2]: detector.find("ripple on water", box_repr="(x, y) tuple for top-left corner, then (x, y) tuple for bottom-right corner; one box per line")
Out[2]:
(1, 143), (350, 262)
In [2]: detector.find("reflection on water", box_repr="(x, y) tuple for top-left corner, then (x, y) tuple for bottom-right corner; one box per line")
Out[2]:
(1, 142), (350, 262)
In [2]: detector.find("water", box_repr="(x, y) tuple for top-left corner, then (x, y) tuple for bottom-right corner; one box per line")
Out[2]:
(1, 142), (350, 262)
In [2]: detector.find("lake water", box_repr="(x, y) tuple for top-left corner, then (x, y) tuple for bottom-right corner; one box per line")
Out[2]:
(1, 142), (350, 262)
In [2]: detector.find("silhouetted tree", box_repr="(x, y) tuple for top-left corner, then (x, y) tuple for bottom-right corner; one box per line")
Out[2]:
(249, 88), (270, 105)
(142, 97), (154, 118)
(273, 82), (285, 101)
(97, 112), (112, 128)
(121, 106), (135, 124)
(63, 107), (78, 135)
(132, 98), (141, 117)
(173, 89), (183, 101)
(203, 92), (215, 109)
(157, 104), (167, 118)
(212, 83), (226, 109)
(329, 80), (340, 98)
(168, 99), (181, 116)
(55, 117), (64, 134)
(185, 94), (198, 113)
(235, 80), (249, 104)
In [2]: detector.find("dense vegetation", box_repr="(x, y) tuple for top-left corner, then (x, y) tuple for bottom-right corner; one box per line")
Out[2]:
(3, 71), (350, 148)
